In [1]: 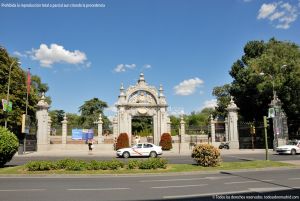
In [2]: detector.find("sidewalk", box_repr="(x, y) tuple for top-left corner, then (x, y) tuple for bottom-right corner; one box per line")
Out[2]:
(15, 148), (277, 157)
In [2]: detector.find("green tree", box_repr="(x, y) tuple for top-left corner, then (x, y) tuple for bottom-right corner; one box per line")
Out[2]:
(78, 98), (109, 128)
(49, 110), (65, 128)
(0, 46), (49, 136)
(213, 38), (300, 125)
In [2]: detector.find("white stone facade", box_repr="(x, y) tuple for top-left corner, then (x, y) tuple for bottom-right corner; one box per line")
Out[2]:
(36, 93), (50, 150)
(114, 73), (169, 145)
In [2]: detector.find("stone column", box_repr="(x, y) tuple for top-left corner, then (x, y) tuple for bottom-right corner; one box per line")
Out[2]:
(61, 114), (68, 144)
(166, 117), (171, 134)
(225, 117), (229, 142)
(36, 93), (50, 151)
(47, 115), (52, 144)
(180, 116), (185, 143)
(112, 115), (118, 139)
(210, 115), (216, 144)
(226, 97), (239, 149)
(96, 114), (103, 144)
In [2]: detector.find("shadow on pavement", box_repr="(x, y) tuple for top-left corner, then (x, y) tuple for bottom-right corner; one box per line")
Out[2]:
(143, 189), (300, 201)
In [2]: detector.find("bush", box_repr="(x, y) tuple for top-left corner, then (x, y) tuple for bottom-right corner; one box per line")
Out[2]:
(26, 161), (56, 171)
(55, 158), (76, 169)
(65, 160), (88, 171)
(159, 133), (172, 150)
(138, 158), (168, 169)
(88, 160), (107, 170)
(108, 159), (124, 170)
(191, 144), (221, 167)
(0, 126), (19, 167)
(116, 133), (129, 150)
(127, 159), (140, 169)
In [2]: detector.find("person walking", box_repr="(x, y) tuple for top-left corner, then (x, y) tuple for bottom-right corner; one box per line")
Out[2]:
(88, 139), (93, 152)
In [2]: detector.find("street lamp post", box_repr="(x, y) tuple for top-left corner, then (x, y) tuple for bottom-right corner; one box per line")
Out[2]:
(4, 60), (21, 128)
(259, 65), (287, 150)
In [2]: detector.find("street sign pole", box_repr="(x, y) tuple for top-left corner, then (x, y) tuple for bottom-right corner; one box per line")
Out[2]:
(263, 116), (269, 161)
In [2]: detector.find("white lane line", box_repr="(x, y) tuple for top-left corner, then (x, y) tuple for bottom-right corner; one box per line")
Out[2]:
(0, 189), (46, 192)
(68, 188), (130, 191)
(141, 178), (207, 182)
(225, 180), (273, 185)
(288, 178), (300, 180)
(152, 184), (208, 189)
(140, 176), (236, 182)
(163, 190), (251, 199)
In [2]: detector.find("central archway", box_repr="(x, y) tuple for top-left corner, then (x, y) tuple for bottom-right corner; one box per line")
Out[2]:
(132, 116), (153, 143)
(113, 73), (171, 145)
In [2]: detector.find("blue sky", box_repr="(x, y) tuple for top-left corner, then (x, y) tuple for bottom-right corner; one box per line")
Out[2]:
(1, 0), (300, 118)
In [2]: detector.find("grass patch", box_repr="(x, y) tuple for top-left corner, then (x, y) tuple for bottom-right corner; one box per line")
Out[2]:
(0, 160), (294, 175)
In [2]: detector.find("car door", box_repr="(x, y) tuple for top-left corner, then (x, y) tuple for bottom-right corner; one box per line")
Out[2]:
(131, 143), (143, 156)
(142, 143), (153, 156)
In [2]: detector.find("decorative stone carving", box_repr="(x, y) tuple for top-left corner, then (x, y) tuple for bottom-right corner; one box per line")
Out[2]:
(115, 73), (169, 145)
(36, 93), (50, 150)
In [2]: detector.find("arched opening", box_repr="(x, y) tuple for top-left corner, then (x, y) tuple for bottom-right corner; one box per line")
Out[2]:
(131, 116), (153, 143)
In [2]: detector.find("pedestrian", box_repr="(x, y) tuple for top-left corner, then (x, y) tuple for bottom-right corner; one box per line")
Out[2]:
(134, 135), (140, 144)
(113, 137), (117, 150)
(88, 139), (93, 151)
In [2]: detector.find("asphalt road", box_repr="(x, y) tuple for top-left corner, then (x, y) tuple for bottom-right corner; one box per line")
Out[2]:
(7, 152), (300, 166)
(0, 168), (299, 201)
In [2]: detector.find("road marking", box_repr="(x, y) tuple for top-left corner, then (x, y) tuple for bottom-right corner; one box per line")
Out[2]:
(163, 190), (251, 199)
(249, 187), (290, 192)
(152, 184), (208, 189)
(0, 189), (46, 192)
(288, 178), (300, 180)
(140, 176), (236, 182)
(225, 180), (273, 185)
(68, 188), (130, 191)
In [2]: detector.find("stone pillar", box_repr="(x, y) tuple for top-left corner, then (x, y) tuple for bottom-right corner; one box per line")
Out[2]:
(96, 114), (103, 144)
(36, 93), (50, 151)
(166, 117), (171, 134)
(226, 97), (239, 149)
(61, 114), (68, 144)
(210, 115), (216, 144)
(180, 116), (185, 143)
(225, 117), (229, 142)
(47, 115), (52, 144)
(112, 115), (118, 139)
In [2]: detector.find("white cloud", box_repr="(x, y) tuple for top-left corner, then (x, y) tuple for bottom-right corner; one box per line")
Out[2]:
(257, 3), (277, 19)
(257, 2), (298, 29)
(30, 44), (87, 67)
(174, 77), (204, 96)
(202, 99), (217, 109)
(143, 64), (152, 69)
(114, 63), (136, 73)
(168, 106), (185, 116)
(13, 51), (27, 58)
(114, 64), (126, 72)
(269, 11), (284, 21)
(105, 105), (117, 113)
(125, 64), (136, 69)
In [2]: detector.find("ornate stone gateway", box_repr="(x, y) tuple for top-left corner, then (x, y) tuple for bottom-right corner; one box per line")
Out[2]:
(113, 73), (170, 145)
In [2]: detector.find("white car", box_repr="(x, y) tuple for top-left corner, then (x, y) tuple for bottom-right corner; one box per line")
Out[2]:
(116, 143), (163, 158)
(276, 140), (300, 155)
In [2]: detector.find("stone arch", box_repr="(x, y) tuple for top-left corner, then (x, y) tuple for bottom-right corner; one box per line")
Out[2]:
(114, 73), (170, 145)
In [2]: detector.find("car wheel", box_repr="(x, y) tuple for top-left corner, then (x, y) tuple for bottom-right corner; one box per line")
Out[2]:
(149, 151), (157, 158)
(123, 151), (130, 158)
(291, 149), (296, 155)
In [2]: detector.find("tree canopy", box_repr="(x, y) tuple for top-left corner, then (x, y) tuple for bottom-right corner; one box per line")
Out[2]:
(213, 38), (300, 123)
(0, 46), (49, 136)
(78, 98), (109, 129)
